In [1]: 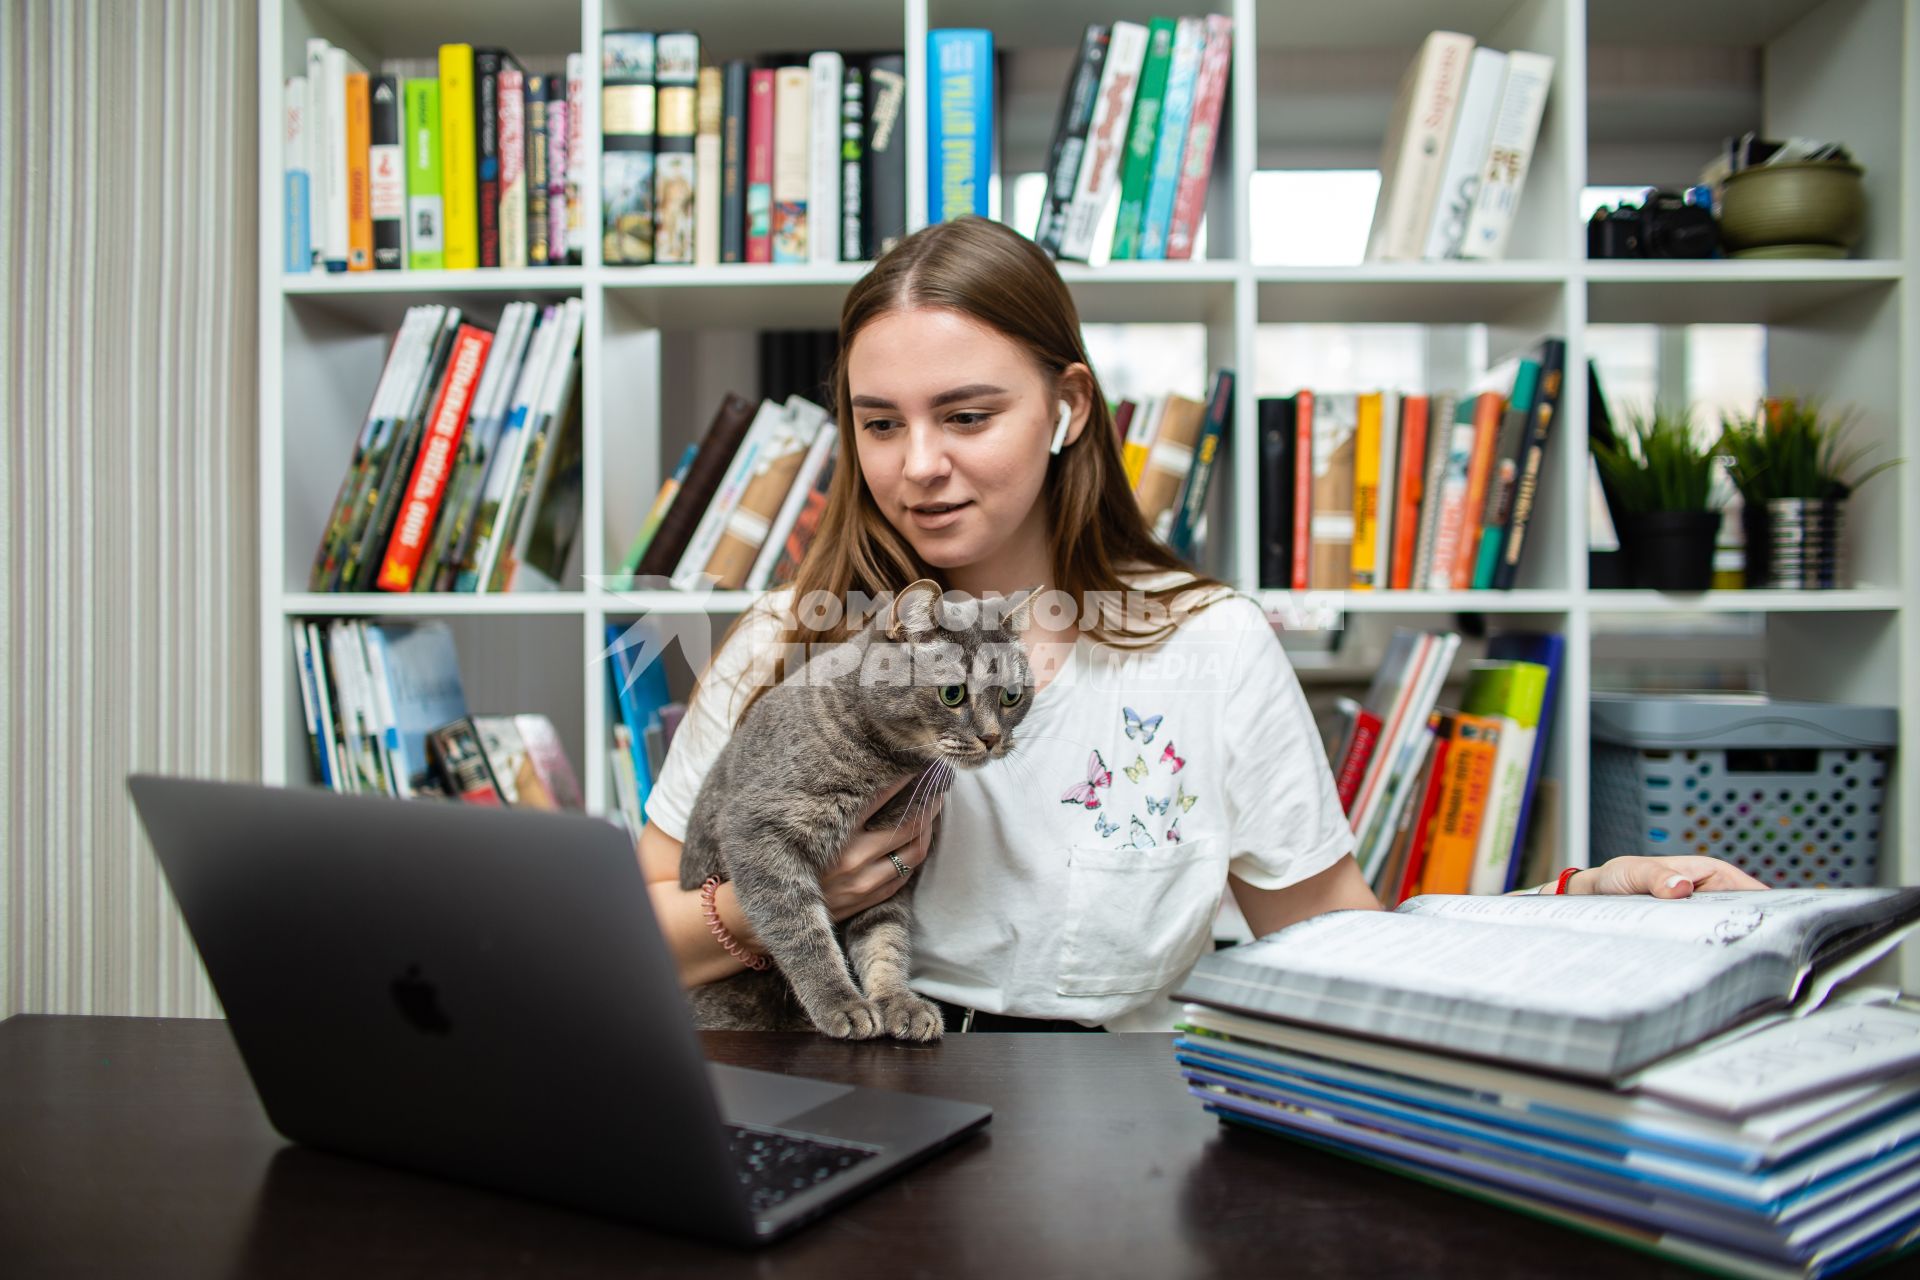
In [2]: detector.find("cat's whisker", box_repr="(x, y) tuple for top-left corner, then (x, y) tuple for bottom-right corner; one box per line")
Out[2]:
(892, 761), (942, 834)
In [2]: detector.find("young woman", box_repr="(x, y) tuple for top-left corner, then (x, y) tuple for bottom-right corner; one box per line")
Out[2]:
(637, 216), (1765, 1032)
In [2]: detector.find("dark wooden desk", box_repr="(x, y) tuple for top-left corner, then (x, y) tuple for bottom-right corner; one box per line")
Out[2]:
(0, 1015), (1743, 1278)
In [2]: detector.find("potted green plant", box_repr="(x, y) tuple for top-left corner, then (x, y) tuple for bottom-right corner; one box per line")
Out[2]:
(1718, 397), (1899, 589)
(1591, 406), (1723, 591)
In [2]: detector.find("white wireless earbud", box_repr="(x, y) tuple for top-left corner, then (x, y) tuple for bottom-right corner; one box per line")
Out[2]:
(1049, 402), (1072, 455)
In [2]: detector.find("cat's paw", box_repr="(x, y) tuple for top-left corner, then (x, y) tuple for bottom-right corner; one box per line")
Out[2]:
(812, 997), (884, 1040)
(875, 991), (944, 1042)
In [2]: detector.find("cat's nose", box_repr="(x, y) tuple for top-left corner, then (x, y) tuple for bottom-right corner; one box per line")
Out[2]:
(978, 732), (1000, 751)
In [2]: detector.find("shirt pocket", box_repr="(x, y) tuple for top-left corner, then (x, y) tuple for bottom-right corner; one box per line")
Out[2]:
(1055, 836), (1221, 998)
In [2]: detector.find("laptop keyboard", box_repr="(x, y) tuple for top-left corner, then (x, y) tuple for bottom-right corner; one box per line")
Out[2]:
(724, 1123), (879, 1215)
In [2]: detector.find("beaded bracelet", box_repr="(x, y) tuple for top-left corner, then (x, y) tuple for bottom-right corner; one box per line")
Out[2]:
(700, 877), (771, 971)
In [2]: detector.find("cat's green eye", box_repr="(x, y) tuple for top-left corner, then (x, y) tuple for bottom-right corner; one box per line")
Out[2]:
(938, 684), (967, 707)
(1000, 686), (1024, 707)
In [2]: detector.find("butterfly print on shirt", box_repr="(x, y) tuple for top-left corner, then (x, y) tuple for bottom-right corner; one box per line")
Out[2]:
(1123, 706), (1163, 744)
(1123, 753), (1149, 784)
(1161, 742), (1185, 773)
(1060, 749), (1112, 809)
(1126, 816), (1155, 849)
(1093, 812), (1119, 839)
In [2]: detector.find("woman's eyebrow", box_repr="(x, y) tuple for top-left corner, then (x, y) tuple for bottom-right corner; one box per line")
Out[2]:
(850, 383), (1010, 410)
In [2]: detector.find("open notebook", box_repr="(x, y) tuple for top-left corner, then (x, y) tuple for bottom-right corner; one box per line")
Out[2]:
(1175, 889), (1920, 1083)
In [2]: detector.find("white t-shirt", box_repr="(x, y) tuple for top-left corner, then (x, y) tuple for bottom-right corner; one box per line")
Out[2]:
(643, 577), (1355, 1032)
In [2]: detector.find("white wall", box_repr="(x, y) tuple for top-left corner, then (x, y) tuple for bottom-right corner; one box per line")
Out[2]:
(2, 0), (259, 1018)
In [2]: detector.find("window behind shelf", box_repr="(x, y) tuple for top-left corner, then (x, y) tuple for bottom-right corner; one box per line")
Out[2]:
(1249, 171), (1380, 267)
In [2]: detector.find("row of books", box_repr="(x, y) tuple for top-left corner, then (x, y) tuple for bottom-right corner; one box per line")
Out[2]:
(1260, 337), (1566, 593)
(602, 33), (908, 265)
(292, 618), (580, 809)
(1174, 887), (1920, 1277)
(621, 393), (838, 592)
(1033, 16), (1231, 263)
(1331, 629), (1563, 900)
(308, 301), (585, 595)
(288, 40), (585, 273)
(604, 621), (687, 835)
(1364, 31), (1555, 262)
(1112, 369), (1235, 560)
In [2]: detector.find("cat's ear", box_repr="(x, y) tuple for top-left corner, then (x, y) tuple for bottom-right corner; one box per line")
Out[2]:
(885, 578), (943, 640)
(1002, 584), (1044, 635)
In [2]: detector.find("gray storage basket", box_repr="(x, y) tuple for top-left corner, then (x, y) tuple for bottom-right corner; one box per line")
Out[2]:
(1590, 694), (1896, 887)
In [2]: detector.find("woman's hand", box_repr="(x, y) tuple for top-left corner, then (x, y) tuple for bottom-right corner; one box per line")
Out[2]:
(818, 773), (943, 923)
(1570, 855), (1769, 897)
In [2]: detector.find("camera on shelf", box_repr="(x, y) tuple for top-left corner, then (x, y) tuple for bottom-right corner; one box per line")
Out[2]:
(1586, 188), (1719, 259)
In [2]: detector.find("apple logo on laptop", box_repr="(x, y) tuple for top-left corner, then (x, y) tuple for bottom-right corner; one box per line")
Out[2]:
(391, 964), (451, 1035)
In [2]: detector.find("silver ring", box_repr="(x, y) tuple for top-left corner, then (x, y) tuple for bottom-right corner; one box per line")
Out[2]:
(887, 851), (911, 879)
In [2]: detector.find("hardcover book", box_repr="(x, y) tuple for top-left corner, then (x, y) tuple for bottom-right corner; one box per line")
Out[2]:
(602, 31), (657, 265)
(1035, 24), (1107, 257)
(928, 29), (993, 223)
(652, 32), (700, 265)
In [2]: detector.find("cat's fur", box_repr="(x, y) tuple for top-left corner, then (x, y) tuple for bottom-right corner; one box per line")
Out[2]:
(680, 579), (1036, 1041)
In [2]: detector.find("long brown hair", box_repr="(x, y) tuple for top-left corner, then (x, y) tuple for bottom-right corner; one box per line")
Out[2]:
(719, 215), (1230, 718)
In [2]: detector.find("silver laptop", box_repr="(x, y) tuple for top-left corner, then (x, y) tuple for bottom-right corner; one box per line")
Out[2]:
(127, 775), (990, 1246)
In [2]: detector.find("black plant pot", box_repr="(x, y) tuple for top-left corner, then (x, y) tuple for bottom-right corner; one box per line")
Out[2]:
(1621, 510), (1719, 591)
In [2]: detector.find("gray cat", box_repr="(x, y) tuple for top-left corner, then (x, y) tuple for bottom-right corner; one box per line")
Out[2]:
(679, 578), (1036, 1041)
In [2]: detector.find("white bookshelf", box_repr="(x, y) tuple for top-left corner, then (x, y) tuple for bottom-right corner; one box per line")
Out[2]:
(256, 0), (1918, 919)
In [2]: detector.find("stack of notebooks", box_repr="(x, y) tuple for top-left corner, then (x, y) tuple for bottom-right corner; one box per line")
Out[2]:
(292, 618), (580, 809)
(1033, 16), (1233, 262)
(1175, 888), (1920, 1278)
(287, 40), (584, 273)
(600, 33), (909, 265)
(1259, 337), (1565, 593)
(1332, 629), (1564, 902)
(308, 300), (584, 595)
(1364, 30), (1555, 262)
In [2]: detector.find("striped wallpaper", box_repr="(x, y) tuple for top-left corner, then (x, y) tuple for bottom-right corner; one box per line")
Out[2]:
(2, 0), (258, 1018)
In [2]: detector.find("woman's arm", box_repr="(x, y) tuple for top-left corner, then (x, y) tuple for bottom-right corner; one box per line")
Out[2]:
(1230, 855), (1382, 938)
(1229, 851), (1772, 941)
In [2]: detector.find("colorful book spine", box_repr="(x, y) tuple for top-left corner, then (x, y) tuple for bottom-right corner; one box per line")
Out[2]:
(770, 444), (837, 586)
(545, 73), (570, 265)
(745, 69), (775, 263)
(1410, 393), (1456, 589)
(771, 66), (811, 262)
(621, 443), (699, 577)
(928, 29), (993, 223)
(403, 79), (444, 270)
(284, 77), (311, 273)
(1289, 390), (1313, 591)
(1495, 338), (1566, 590)
(377, 325), (493, 591)
(1166, 14), (1232, 261)
(706, 409), (821, 589)
(497, 64), (527, 270)
(1452, 390), (1504, 589)
(1059, 21), (1147, 262)
(653, 32), (700, 265)
(1462, 660), (1550, 894)
(1139, 17), (1205, 260)
(1035, 24), (1108, 257)
(1459, 51), (1555, 261)
(368, 75), (405, 269)
(344, 70), (372, 270)
(1389, 395), (1430, 590)
(527, 75), (550, 265)
(438, 45), (478, 269)
(1333, 707), (1383, 815)
(1308, 393), (1358, 591)
(862, 55), (908, 257)
(473, 50), (503, 267)
(748, 427), (835, 591)
(1138, 393), (1206, 535)
(720, 61), (748, 262)
(1414, 712), (1501, 895)
(565, 52), (585, 264)
(1168, 369), (1233, 560)
(1396, 712), (1454, 904)
(838, 64), (864, 262)
(601, 31), (657, 265)
(1471, 359), (1540, 589)
(1350, 392), (1384, 590)
(1109, 20), (1174, 260)
(1121, 393), (1160, 489)
(808, 51), (843, 265)
(695, 65), (723, 267)
(1424, 399), (1477, 590)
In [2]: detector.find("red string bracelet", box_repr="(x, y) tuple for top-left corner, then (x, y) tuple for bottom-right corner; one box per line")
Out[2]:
(701, 877), (771, 971)
(1552, 867), (1581, 895)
